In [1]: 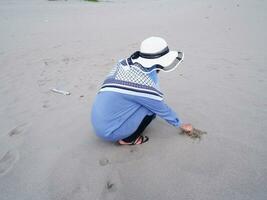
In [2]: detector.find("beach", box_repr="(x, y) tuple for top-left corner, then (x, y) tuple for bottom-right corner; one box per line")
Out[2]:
(0, 0), (267, 199)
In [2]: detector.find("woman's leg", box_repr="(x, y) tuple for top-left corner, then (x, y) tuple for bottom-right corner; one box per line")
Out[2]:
(120, 114), (156, 143)
(107, 106), (154, 142)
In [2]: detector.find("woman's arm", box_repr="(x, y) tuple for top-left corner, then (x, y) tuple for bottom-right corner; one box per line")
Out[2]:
(133, 96), (181, 127)
(133, 96), (193, 133)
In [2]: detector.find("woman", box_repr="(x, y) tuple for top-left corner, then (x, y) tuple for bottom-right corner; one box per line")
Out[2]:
(91, 37), (193, 145)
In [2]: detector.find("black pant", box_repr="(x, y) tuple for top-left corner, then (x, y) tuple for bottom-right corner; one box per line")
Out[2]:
(122, 114), (156, 142)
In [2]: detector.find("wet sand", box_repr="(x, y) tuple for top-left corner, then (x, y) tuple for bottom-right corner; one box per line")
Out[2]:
(0, 0), (267, 199)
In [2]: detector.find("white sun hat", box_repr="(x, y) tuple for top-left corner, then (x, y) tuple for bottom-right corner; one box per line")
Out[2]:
(130, 37), (184, 72)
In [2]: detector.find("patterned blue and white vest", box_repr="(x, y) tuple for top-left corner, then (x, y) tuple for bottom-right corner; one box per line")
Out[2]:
(99, 58), (163, 101)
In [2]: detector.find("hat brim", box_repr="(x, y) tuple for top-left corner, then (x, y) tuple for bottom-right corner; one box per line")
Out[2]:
(132, 51), (178, 68)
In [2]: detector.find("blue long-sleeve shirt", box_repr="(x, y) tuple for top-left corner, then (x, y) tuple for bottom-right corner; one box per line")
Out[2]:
(91, 92), (180, 141)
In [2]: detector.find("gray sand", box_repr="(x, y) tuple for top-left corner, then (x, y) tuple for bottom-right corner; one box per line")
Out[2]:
(0, 0), (267, 199)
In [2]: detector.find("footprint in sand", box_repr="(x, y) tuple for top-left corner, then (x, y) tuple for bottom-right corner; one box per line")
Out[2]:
(0, 123), (28, 177)
(42, 104), (49, 108)
(99, 158), (110, 166)
(8, 124), (26, 137)
(0, 150), (19, 177)
(43, 58), (57, 66)
(106, 180), (116, 192)
(8, 123), (27, 137)
(42, 100), (50, 109)
(129, 147), (138, 153)
(100, 171), (121, 200)
(8, 128), (21, 137)
(62, 57), (70, 65)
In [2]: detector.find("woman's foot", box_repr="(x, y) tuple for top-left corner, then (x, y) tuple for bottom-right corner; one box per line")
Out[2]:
(118, 135), (149, 145)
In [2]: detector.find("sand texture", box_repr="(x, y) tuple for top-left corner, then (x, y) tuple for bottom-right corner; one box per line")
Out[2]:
(0, 0), (267, 199)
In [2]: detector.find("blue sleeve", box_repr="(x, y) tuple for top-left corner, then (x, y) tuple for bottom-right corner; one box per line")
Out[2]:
(133, 96), (181, 127)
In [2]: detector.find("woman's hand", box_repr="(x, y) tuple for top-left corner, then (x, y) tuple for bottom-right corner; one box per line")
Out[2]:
(180, 123), (193, 135)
